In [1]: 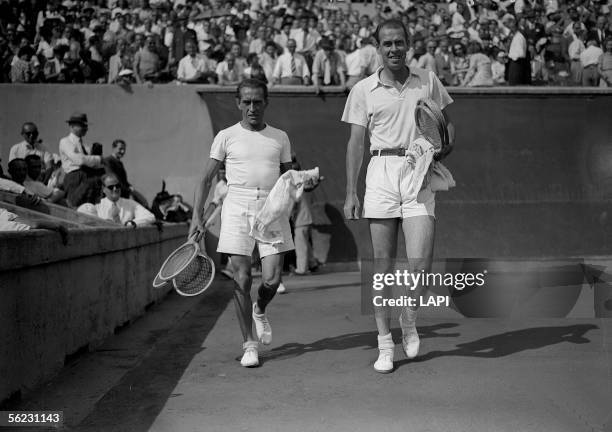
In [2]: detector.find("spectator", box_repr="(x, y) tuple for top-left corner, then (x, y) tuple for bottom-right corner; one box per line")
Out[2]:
(272, 38), (310, 85)
(108, 38), (128, 83)
(589, 16), (609, 48)
(0, 205), (68, 243)
(312, 37), (345, 93)
(568, 22), (586, 85)
(59, 112), (103, 208)
(462, 41), (493, 86)
(23, 155), (65, 204)
(11, 45), (33, 83)
(249, 26), (266, 55)
(7, 158), (28, 185)
(243, 52), (268, 83)
(417, 39), (437, 73)
(79, 173), (155, 227)
(216, 52), (242, 86)
(133, 35), (161, 83)
(451, 42), (469, 85)
(43, 46), (67, 83)
(342, 36), (364, 90)
(435, 38), (453, 85)
(291, 16), (321, 64)
(9, 122), (54, 175)
(580, 38), (603, 86)
(492, 51), (507, 84)
(599, 38), (612, 87)
(259, 40), (278, 83)
(506, 16), (530, 85)
(177, 40), (213, 84)
(103, 139), (131, 199)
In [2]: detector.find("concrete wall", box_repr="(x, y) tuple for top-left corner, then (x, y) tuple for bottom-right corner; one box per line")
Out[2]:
(2, 85), (611, 260)
(0, 223), (187, 403)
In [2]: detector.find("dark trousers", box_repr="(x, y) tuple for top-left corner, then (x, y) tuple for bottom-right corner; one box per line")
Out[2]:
(507, 58), (531, 85)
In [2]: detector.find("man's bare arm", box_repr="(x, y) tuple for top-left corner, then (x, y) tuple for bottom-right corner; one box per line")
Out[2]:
(344, 123), (366, 219)
(190, 158), (223, 236)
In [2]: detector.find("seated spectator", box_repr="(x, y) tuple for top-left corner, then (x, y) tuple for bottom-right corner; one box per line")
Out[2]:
(108, 38), (128, 83)
(492, 51), (507, 84)
(78, 173), (155, 227)
(461, 41), (493, 86)
(7, 158), (28, 185)
(11, 45), (34, 83)
(0, 206), (68, 244)
(216, 52), (242, 86)
(417, 39), (437, 73)
(599, 38), (612, 87)
(176, 40), (214, 84)
(43, 46), (68, 83)
(272, 38), (310, 85)
(450, 42), (469, 85)
(259, 41), (278, 83)
(243, 53), (268, 83)
(23, 155), (65, 204)
(435, 38), (453, 86)
(9, 122), (54, 175)
(312, 37), (346, 93)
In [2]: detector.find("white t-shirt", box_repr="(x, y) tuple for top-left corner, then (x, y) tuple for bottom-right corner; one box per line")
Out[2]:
(210, 122), (292, 190)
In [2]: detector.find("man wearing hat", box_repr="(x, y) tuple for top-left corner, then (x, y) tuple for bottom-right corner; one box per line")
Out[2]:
(59, 112), (103, 208)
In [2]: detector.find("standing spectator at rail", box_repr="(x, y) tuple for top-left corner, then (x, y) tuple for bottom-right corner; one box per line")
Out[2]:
(343, 36), (365, 90)
(434, 38), (453, 85)
(59, 112), (103, 208)
(134, 35), (161, 83)
(506, 16), (531, 85)
(108, 38), (128, 83)
(580, 37), (603, 86)
(312, 37), (346, 93)
(568, 22), (586, 85)
(598, 38), (612, 87)
(259, 41), (278, 83)
(272, 38), (310, 85)
(9, 122), (54, 176)
(10, 45), (34, 83)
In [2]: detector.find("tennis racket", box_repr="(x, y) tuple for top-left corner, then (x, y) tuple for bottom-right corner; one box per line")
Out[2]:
(414, 98), (449, 154)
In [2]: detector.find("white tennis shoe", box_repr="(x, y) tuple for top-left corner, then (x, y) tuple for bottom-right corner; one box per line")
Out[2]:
(240, 341), (259, 367)
(399, 311), (420, 359)
(277, 282), (286, 294)
(374, 333), (395, 373)
(252, 303), (272, 345)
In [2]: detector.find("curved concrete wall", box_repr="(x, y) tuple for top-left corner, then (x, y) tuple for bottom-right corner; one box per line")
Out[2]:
(2, 85), (611, 260)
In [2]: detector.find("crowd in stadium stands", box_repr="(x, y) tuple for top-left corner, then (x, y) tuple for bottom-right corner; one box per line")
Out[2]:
(0, 115), (156, 229)
(0, 0), (610, 87)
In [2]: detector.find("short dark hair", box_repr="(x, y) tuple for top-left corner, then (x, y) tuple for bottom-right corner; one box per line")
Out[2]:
(112, 139), (126, 148)
(236, 78), (268, 100)
(373, 19), (409, 44)
(24, 154), (41, 165)
(21, 121), (37, 133)
(8, 158), (26, 172)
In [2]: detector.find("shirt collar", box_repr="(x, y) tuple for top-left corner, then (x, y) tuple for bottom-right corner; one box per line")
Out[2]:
(369, 66), (419, 92)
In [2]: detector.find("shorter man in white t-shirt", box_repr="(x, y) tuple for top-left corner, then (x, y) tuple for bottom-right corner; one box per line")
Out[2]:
(191, 79), (294, 367)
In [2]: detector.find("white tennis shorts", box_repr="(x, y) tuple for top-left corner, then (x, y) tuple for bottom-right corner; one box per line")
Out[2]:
(363, 155), (436, 219)
(218, 185), (295, 258)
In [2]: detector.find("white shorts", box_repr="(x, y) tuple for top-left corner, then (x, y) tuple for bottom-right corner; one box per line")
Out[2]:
(363, 155), (436, 219)
(218, 186), (295, 258)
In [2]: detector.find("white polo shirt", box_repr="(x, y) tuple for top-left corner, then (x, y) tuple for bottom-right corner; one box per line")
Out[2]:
(210, 122), (292, 190)
(341, 66), (453, 152)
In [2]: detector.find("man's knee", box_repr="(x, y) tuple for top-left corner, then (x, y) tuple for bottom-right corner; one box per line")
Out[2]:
(233, 270), (252, 293)
(261, 274), (281, 290)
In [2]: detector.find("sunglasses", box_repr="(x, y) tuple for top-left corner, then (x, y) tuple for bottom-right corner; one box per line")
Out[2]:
(23, 131), (38, 136)
(105, 184), (121, 191)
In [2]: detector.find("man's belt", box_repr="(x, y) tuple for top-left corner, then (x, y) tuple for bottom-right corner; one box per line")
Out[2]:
(371, 148), (409, 156)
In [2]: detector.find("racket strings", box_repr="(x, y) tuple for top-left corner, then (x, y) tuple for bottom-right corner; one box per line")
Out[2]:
(173, 254), (215, 296)
(416, 107), (443, 150)
(159, 244), (197, 280)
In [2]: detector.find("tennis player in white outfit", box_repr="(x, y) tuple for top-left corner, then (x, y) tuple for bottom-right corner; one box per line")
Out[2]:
(342, 19), (455, 373)
(191, 79), (294, 367)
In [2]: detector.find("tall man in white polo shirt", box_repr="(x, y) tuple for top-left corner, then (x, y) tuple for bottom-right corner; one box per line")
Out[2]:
(59, 112), (103, 208)
(343, 19), (455, 373)
(191, 79), (294, 368)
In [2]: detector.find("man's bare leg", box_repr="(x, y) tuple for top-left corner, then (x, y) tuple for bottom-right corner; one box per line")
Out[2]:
(369, 219), (399, 373)
(252, 252), (284, 345)
(399, 215), (435, 359)
(230, 254), (259, 367)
